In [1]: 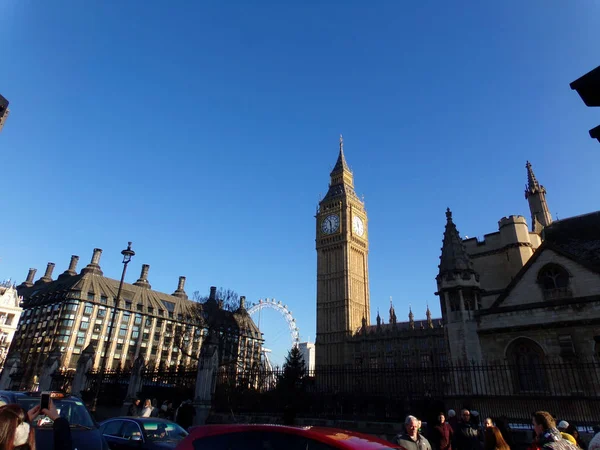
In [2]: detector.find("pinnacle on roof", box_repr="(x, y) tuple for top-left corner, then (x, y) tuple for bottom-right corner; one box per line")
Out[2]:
(426, 305), (433, 329)
(438, 208), (475, 276)
(525, 161), (546, 198)
(331, 134), (351, 175)
(389, 296), (397, 324)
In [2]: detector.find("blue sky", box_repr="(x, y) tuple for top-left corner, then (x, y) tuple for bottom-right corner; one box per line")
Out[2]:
(1, 1), (599, 367)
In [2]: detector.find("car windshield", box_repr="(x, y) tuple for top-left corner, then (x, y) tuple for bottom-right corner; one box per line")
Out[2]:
(17, 397), (96, 429)
(141, 421), (188, 442)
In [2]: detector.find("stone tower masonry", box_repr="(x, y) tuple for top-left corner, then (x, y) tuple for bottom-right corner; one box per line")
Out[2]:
(525, 161), (552, 233)
(315, 136), (370, 367)
(436, 208), (483, 363)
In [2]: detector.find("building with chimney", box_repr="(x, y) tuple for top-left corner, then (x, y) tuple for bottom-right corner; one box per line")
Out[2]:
(315, 138), (600, 373)
(0, 281), (23, 371)
(7, 250), (263, 384)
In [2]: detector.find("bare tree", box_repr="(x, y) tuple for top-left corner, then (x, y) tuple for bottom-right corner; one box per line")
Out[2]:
(192, 287), (240, 312)
(173, 287), (243, 365)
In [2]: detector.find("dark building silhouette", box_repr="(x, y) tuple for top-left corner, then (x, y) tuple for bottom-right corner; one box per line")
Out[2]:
(0, 94), (9, 133)
(570, 65), (600, 143)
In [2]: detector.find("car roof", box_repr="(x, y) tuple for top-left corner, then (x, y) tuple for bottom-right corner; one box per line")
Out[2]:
(101, 417), (175, 424)
(0, 391), (83, 402)
(184, 424), (399, 449)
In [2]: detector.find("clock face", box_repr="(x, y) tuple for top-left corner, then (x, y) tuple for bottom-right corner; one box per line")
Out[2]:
(352, 215), (365, 237)
(321, 214), (340, 235)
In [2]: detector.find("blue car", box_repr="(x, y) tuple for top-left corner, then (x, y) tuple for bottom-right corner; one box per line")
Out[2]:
(0, 390), (109, 450)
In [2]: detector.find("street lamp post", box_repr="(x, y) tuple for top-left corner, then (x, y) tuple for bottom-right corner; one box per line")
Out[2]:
(91, 242), (135, 412)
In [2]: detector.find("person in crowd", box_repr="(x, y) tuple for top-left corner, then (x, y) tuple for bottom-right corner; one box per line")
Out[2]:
(166, 402), (175, 421)
(431, 412), (454, 450)
(150, 399), (159, 417)
(532, 411), (578, 450)
(127, 399), (141, 417)
(565, 424), (586, 450)
(588, 425), (600, 450)
(396, 415), (432, 450)
(0, 404), (36, 450)
(494, 416), (515, 450)
(484, 427), (510, 450)
(448, 410), (458, 430)
(454, 409), (481, 450)
(175, 400), (195, 431)
(557, 422), (578, 447)
(159, 401), (169, 419)
(484, 418), (494, 429)
(0, 399), (72, 450)
(141, 399), (153, 418)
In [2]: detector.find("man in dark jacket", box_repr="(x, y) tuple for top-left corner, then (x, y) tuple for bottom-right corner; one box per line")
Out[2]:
(453, 409), (480, 450)
(396, 415), (432, 450)
(127, 399), (141, 416)
(533, 411), (579, 450)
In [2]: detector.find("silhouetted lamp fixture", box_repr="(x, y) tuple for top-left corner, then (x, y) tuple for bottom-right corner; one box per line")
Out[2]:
(570, 65), (600, 143)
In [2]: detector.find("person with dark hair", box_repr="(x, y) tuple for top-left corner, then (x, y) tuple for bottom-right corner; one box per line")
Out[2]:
(431, 412), (454, 450)
(0, 404), (36, 450)
(532, 411), (578, 450)
(454, 409), (481, 450)
(127, 399), (141, 417)
(565, 424), (585, 450)
(0, 399), (71, 450)
(484, 427), (510, 450)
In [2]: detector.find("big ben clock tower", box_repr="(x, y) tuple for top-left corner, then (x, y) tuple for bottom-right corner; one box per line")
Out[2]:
(315, 136), (370, 367)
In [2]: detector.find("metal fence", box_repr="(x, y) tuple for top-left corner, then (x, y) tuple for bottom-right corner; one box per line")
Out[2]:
(213, 359), (600, 426)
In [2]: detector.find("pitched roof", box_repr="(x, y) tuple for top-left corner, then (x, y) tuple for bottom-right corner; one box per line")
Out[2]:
(543, 211), (600, 271)
(488, 210), (600, 310)
(17, 269), (262, 339)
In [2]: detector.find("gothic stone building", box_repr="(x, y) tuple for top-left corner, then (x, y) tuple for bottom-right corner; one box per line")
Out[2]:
(315, 137), (446, 368)
(8, 250), (263, 382)
(440, 163), (600, 364)
(316, 138), (600, 368)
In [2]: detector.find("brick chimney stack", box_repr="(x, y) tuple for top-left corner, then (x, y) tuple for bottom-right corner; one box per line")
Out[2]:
(60, 255), (79, 278)
(172, 276), (188, 299)
(239, 296), (246, 310)
(18, 268), (37, 289)
(209, 286), (217, 301)
(81, 248), (104, 276)
(133, 264), (151, 289)
(39, 263), (56, 283)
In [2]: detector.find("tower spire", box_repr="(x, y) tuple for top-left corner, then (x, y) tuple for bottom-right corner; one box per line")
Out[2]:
(331, 134), (351, 176)
(524, 161), (552, 232)
(438, 208), (475, 278)
(426, 304), (433, 329)
(389, 296), (397, 324)
(409, 305), (414, 330)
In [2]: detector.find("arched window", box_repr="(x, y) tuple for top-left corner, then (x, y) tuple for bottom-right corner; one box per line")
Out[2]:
(506, 338), (547, 393)
(537, 264), (571, 300)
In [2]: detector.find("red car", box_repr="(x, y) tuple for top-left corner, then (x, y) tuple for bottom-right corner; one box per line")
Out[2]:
(175, 424), (403, 449)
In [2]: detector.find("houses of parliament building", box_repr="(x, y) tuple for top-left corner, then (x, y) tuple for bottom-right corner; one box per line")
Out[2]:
(315, 137), (600, 368)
